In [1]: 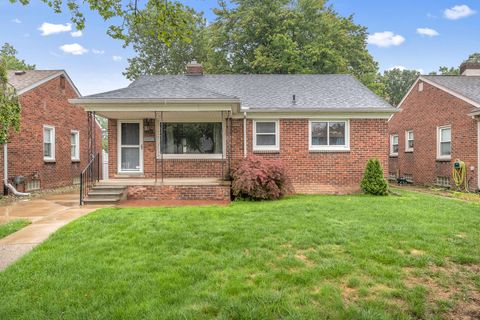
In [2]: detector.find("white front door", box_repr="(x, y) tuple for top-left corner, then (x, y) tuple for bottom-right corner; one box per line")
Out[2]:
(118, 120), (143, 173)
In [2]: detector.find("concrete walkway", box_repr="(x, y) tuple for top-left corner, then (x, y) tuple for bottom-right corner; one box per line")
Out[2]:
(0, 192), (105, 271)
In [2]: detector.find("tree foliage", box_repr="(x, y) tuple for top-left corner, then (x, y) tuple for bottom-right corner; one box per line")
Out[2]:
(379, 68), (419, 106)
(124, 6), (206, 80)
(9, 0), (193, 45)
(360, 158), (388, 196)
(0, 59), (21, 145)
(123, 0), (380, 90)
(0, 43), (35, 70)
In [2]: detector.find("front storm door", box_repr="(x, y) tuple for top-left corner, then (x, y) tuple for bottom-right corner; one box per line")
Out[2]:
(118, 121), (143, 173)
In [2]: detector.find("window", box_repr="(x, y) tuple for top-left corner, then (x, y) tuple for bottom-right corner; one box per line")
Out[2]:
(405, 130), (414, 152)
(26, 179), (40, 191)
(437, 126), (451, 160)
(253, 120), (279, 151)
(388, 172), (397, 181)
(159, 122), (223, 156)
(309, 120), (349, 151)
(43, 125), (55, 161)
(436, 176), (450, 187)
(71, 130), (80, 161)
(390, 134), (399, 156)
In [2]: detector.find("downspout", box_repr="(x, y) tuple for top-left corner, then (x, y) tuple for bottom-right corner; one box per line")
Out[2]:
(3, 144), (30, 196)
(243, 112), (247, 158)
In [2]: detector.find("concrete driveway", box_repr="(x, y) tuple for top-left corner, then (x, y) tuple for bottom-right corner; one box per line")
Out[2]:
(0, 192), (106, 271)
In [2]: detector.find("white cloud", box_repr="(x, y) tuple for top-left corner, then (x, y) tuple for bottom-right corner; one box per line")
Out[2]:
(92, 49), (105, 55)
(39, 22), (72, 36)
(71, 30), (82, 37)
(59, 43), (88, 55)
(112, 55), (122, 62)
(416, 28), (439, 37)
(12, 18), (21, 24)
(367, 31), (405, 48)
(444, 5), (476, 20)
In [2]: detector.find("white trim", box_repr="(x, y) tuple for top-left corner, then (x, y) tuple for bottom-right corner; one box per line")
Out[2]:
(390, 134), (399, 156)
(253, 120), (280, 152)
(437, 125), (452, 161)
(405, 130), (414, 152)
(17, 71), (81, 97)
(43, 125), (55, 161)
(70, 130), (80, 161)
(308, 120), (350, 152)
(117, 120), (144, 174)
(155, 120), (226, 160)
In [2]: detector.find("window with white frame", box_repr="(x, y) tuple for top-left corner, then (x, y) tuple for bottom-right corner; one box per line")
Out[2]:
(405, 130), (414, 152)
(309, 120), (349, 151)
(43, 125), (55, 161)
(437, 126), (451, 159)
(71, 130), (80, 161)
(390, 134), (399, 156)
(253, 120), (279, 151)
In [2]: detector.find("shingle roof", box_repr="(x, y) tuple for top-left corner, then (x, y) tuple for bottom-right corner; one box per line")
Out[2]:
(7, 70), (62, 92)
(82, 74), (394, 111)
(423, 75), (480, 105)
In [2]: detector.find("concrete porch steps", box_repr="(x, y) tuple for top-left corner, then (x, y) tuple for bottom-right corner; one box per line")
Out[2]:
(83, 185), (127, 205)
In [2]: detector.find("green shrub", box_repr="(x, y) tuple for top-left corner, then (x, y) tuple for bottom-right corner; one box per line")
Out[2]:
(361, 158), (388, 195)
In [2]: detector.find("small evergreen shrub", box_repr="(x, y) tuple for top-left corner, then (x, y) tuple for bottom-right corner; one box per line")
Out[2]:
(361, 158), (388, 195)
(231, 156), (292, 200)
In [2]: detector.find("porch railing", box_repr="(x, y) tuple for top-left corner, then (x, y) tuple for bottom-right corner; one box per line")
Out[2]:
(80, 153), (100, 205)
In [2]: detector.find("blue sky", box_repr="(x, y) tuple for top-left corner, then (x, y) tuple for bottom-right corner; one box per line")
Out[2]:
(1, 0), (478, 95)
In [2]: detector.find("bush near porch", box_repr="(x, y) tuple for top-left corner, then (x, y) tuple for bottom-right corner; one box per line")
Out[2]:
(0, 191), (480, 319)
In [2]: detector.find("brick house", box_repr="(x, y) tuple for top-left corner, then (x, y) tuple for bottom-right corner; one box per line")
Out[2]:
(2, 70), (102, 194)
(70, 62), (396, 203)
(388, 62), (480, 191)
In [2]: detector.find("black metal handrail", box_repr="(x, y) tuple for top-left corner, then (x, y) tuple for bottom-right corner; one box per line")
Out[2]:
(80, 153), (100, 205)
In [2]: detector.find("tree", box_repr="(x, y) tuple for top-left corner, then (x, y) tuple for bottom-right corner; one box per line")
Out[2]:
(360, 158), (388, 196)
(0, 59), (21, 145)
(124, 0), (380, 90)
(9, 0), (193, 45)
(123, 7), (207, 80)
(0, 43), (35, 70)
(204, 0), (379, 90)
(379, 68), (419, 106)
(429, 66), (460, 76)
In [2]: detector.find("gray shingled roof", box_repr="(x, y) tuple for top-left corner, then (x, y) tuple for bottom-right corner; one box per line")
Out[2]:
(82, 74), (394, 111)
(423, 75), (480, 106)
(7, 70), (62, 92)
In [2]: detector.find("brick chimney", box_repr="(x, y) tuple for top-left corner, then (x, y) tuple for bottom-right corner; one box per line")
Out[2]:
(460, 61), (480, 76)
(186, 60), (203, 76)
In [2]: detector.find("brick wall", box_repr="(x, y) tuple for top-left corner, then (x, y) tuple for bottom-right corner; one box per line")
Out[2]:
(127, 185), (230, 201)
(2, 75), (102, 193)
(109, 118), (388, 194)
(388, 80), (479, 191)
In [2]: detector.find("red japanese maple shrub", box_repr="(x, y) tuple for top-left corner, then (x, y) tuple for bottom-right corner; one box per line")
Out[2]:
(231, 156), (292, 200)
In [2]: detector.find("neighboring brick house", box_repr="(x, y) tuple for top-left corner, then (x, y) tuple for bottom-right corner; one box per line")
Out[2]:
(2, 70), (102, 194)
(71, 62), (396, 202)
(388, 62), (480, 191)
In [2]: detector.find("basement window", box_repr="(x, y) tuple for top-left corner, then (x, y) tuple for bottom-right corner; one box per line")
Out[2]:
(388, 172), (397, 181)
(26, 179), (40, 191)
(436, 176), (450, 187)
(73, 176), (80, 185)
(403, 174), (413, 183)
(43, 125), (55, 161)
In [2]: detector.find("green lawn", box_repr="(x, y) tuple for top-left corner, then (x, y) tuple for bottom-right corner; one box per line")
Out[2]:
(0, 219), (30, 239)
(1, 191), (479, 319)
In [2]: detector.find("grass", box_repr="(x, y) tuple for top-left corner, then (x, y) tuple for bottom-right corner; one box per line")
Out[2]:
(1, 191), (480, 319)
(0, 219), (30, 239)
